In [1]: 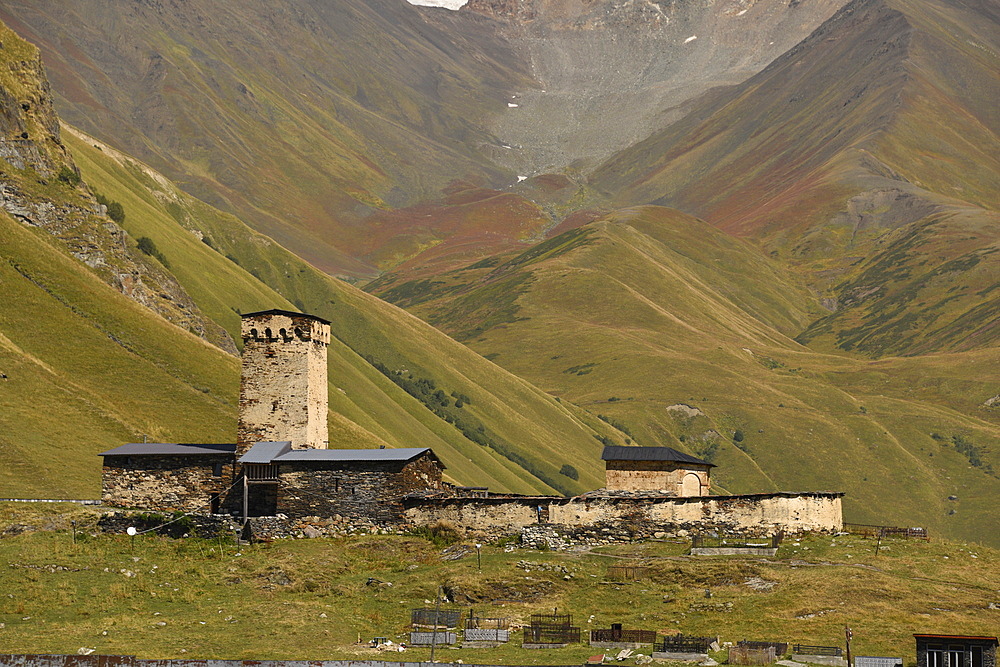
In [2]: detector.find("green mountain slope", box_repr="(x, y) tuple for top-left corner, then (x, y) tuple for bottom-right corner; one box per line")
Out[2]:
(0, 0), (531, 276)
(370, 207), (1000, 545)
(0, 17), (629, 499)
(589, 0), (1000, 358)
(61, 128), (624, 497)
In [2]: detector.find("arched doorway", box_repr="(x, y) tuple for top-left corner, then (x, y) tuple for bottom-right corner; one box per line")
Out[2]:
(681, 473), (702, 497)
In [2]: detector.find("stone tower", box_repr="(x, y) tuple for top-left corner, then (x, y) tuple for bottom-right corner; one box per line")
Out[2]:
(237, 309), (330, 456)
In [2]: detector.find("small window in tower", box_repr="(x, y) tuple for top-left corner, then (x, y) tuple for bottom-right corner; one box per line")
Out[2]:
(294, 327), (304, 339)
(333, 477), (341, 493)
(250, 328), (259, 339)
(279, 328), (289, 340)
(213, 462), (223, 477)
(265, 328), (273, 340)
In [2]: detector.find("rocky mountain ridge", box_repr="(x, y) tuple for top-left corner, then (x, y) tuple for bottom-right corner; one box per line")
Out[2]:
(0, 24), (234, 352)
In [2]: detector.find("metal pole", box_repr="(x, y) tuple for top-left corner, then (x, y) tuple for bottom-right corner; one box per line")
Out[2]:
(242, 475), (248, 526)
(429, 585), (442, 663)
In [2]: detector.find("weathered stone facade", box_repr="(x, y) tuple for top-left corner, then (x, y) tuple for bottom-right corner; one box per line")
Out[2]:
(237, 310), (330, 455)
(404, 491), (844, 539)
(101, 450), (236, 513)
(601, 446), (714, 496)
(605, 459), (712, 495)
(275, 453), (445, 522)
(915, 635), (997, 667)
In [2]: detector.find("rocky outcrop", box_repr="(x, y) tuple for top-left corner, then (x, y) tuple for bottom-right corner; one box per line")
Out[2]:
(0, 38), (67, 175)
(0, 21), (235, 353)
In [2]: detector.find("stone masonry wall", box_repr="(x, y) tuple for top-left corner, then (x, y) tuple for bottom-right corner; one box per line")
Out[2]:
(276, 454), (444, 521)
(404, 492), (843, 538)
(237, 313), (329, 454)
(605, 460), (711, 495)
(102, 455), (236, 512)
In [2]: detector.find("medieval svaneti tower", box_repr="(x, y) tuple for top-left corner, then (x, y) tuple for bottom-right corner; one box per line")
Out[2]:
(237, 310), (331, 454)
(99, 308), (446, 520)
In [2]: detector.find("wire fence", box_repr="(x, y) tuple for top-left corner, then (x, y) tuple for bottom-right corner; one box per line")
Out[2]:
(655, 635), (715, 653)
(410, 608), (462, 629)
(523, 612), (581, 645)
(591, 626), (657, 644)
(842, 523), (929, 540)
(793, 645), (843, 656)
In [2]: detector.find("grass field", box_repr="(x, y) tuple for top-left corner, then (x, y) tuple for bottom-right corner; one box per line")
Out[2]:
(370, 208), (1000, 546)
(0, 502), (997, 662)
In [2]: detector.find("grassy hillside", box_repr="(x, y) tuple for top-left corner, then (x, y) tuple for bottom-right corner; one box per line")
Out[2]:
(0, 0), (532, 276)
(0, 122), (627, 499)
(0, 210), (239, 498)
(0, 503), (997, 660)
(588, 0), (1000, 359)
(370, 208), (1000, 546)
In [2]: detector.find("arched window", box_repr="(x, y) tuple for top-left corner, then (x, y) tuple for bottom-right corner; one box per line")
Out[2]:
(264, 328), (273, 340)
(279, 328), (289, 340)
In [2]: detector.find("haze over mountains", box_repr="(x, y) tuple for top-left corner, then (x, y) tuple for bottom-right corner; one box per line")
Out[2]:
(0, 0), (997, 544)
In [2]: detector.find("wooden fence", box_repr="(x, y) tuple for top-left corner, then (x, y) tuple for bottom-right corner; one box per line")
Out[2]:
(793, 645), (843, 656)
(843, 523), (928, 540)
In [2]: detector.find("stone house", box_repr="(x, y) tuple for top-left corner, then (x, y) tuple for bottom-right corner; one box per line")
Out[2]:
(601, 445), (714, 496)
(239, 441), (445, 520)
(100, 309), (446, 521)
(99, 442), (237, 514)
(915, 635), (998, 667)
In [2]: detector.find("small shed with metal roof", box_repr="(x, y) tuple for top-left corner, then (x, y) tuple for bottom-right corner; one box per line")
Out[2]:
(601, 445), (714, 496)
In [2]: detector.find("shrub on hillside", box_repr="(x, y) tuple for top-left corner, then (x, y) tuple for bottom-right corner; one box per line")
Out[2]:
(57, 165), (81, 186)
(136, 236), (170, 268)
(560, 464), (579, 480)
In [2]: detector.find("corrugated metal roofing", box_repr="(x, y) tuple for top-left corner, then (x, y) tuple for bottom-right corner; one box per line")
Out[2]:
(275, 447), (442, 466)
(98, 443), (236, 457)
(241, 309), (330, 325)
(601, 445), (715, 467)
(238, 441), (292, 464)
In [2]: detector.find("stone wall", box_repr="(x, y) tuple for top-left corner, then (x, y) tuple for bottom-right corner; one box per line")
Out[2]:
(404, 497), (543, 537)
(101, 455), (236, 512)
(604, 460), (711, 495)
(237, 312), (330, 454)
(404, 492), (843, 539)
(276, 454), (445, 521)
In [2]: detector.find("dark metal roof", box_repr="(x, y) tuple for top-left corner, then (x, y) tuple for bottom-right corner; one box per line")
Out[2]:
(241, 309), (330, 325)
(914, 635), (998, 643)
(98, 443), (236, 457)
(275, 447), (443, 467)
(239, 441), (292, 464)
(601, 445), (715, 467)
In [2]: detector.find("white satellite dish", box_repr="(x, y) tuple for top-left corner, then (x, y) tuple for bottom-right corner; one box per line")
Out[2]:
(126, 527), (137, 536)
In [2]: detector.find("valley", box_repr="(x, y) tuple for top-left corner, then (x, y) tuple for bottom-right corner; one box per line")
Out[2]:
(0, 0), (996, 548)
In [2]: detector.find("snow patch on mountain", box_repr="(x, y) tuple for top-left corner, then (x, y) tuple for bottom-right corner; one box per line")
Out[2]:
(406, 0), (468, 8)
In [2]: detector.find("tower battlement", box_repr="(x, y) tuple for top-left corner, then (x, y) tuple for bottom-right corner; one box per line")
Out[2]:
(237, 309), (330, 455)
